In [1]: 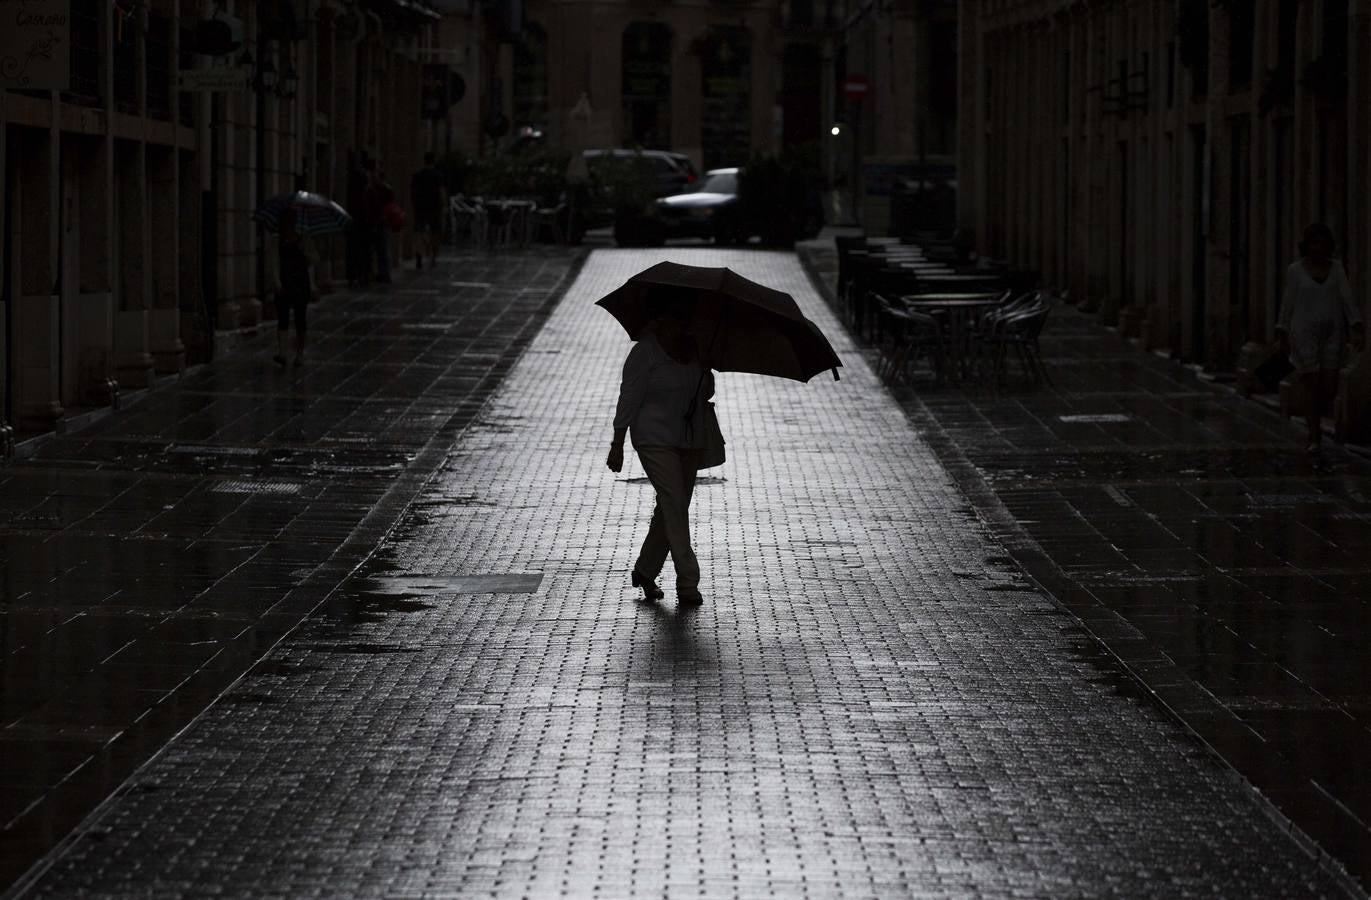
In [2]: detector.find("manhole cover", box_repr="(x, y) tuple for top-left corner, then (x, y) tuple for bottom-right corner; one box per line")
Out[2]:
(171, 444), (260, 456)
(1057, 414), (1132, 424)
(366, 574), (543, 595)
(1246, 494), (1336, 507)
(211, 480), (303, 495)
(623, 476), (727, 485)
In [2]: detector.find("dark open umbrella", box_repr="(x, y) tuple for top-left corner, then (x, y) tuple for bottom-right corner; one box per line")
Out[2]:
(252, 190), (352, 237)
(597, 261), (842, 382)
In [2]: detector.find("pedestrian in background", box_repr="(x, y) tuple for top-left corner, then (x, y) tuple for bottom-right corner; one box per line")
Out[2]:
(1276, 222), (1365, 455)
(265, 207), (317, 368)
(606, 299), (716, 606)
(410, 152), (447, 271)
(361, 158), (393, 284)
(345, 150), (370, 285)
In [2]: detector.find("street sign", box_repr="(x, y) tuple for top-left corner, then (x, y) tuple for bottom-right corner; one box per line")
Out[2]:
(843, 73), (869, 99)
(177, 66), (251, 92)
(1, 0), (70, 90)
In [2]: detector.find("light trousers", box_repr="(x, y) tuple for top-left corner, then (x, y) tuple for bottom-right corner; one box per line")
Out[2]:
(634, 446), (702, 593)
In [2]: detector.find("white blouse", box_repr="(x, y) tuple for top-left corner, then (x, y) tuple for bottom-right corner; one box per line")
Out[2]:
(613, 333), (714, 449)
(1277, 260), (1362, 372)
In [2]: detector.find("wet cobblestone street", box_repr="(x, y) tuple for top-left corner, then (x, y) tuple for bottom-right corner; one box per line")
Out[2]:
(6, 249), (1354, 897)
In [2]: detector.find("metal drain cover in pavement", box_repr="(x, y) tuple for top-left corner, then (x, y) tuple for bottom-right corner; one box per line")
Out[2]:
(211, 480), (303, 495)
(171, 444), (261, 456)
(366, 574), (544, 595)
(1057, 414), (1132, 424)
(624, 476), (727, 485)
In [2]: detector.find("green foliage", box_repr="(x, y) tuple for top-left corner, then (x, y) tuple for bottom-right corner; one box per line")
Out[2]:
(441, 146), (571, 203)
(587, 153), (659, 217)
(738, 145), (824, 246)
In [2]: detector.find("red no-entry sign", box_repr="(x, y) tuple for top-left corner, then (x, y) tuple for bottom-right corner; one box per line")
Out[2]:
(843, 74), (869, 99)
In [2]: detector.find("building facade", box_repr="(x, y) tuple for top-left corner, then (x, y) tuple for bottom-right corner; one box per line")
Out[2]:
(478, 0), (842, 172)
(958, 0), (1369, 371)
(1, 0), (441, 436)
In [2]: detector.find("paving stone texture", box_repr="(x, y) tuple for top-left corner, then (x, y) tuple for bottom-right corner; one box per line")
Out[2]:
(0, 249), (585, 890)
(13, 250), (1353, 898)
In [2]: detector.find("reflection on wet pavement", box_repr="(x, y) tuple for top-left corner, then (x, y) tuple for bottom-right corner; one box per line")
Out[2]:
(802, 243), (1371, 889)
(0, 249), (585, 889)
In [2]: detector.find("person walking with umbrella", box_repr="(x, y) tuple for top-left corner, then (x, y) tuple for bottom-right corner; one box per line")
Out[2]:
(253, 189), (351, 367)
(264, 207), (318, 367)
(607, 292), (715, 605)
(600, 262), (843, 607)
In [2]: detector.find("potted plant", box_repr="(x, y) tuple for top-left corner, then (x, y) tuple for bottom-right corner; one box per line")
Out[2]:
(738, 148), (824, 246)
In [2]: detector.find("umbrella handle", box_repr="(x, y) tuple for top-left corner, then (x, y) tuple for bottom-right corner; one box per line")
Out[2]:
(685, 308), (726, 423)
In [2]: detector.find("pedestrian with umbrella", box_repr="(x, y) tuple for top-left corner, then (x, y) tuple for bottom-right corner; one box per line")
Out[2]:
(600, 261), (842, 606)
(254, 191), (351, 367)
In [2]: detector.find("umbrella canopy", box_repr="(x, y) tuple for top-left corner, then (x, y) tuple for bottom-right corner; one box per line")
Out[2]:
(597, 261), (843, 382)
(252, 191), (352, 237)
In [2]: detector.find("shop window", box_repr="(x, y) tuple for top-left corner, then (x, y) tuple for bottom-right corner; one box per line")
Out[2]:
(513, 23), (548, 133)
(622, 22), (672, 150)
(698, 26), (750, 169)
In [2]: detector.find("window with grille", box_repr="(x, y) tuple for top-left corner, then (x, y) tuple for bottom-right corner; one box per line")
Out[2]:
(178, 22), (197, 125)
(147, 13), (172, 119)
(64, 0), (101, 105)
(113, 19), (138, 113)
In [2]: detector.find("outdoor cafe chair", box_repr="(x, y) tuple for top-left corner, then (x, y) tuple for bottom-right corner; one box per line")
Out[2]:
(863, 266), (922, 342)
(835, 235), (867, 306)
(979, 298), (1051, 384)
(449, 195), (488, 247)
(875, 295), (945, 384)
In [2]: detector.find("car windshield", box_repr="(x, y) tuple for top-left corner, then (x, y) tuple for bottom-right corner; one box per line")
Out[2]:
(693, 172), (737, 194)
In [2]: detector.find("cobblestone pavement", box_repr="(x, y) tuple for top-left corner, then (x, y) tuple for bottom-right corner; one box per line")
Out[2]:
(801, 234), (1371, 892)
(0, 248), (586, 891)
(11, 249), (1353, 898)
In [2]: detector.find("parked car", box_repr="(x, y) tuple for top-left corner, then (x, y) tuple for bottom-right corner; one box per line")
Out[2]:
(655, 168), (749, 245)
(584, 149), (697, 198)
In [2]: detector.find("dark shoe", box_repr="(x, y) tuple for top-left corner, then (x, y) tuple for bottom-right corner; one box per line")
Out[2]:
(677, 589), (704, 605)
(272, 354), (287, 368)
(416, 258), (423, 270)
(631, 570), (664, 602)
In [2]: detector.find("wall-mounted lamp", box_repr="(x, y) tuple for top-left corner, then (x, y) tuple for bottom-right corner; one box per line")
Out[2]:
(254, 54), (278, 93)
(277, 62), (297, 99)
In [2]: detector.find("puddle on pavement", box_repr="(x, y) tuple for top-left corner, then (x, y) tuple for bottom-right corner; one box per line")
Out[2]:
(363, 573), (545, 596)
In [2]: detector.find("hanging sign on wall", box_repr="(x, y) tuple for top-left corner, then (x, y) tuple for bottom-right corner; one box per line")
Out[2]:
(1, 0), (70, 90)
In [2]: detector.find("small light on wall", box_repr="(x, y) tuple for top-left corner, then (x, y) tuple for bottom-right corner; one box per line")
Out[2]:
(830, 125), (842, 136)
(277, 63), (297, 99)
(256, 55), (278, 93)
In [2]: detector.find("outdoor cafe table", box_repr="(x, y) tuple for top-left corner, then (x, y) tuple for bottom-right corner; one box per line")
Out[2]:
(901, 292), (1004, 380)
